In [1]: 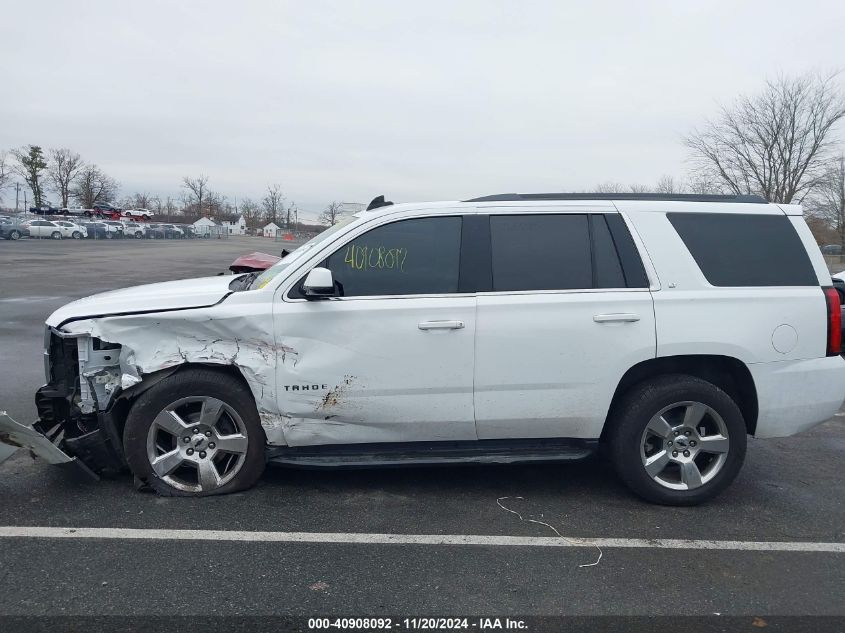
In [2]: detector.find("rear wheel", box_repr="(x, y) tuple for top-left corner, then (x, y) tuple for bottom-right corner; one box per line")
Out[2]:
(9, 230), (21, 240)
(607, 374), (746, 505)
(123, 369), (266, 496)
(135, 231), (143, 239)
(51, 231), (62, 240)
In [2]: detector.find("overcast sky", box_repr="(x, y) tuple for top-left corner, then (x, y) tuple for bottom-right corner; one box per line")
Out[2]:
(2, 1), (843, 219)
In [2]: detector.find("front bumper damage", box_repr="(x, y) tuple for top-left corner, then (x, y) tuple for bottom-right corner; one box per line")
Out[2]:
(0, 328), (127, 477)
(0, 411), (97, 479)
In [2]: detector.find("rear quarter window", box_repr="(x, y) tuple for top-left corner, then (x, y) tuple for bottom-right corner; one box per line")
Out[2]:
(667, 212), (817, 286)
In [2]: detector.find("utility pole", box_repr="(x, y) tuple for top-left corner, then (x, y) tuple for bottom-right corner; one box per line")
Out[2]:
(15, 183), (20, 213)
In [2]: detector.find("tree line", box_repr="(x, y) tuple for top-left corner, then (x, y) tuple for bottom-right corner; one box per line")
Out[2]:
(1, 71), (843, 236)
(0, 150), (342, 230)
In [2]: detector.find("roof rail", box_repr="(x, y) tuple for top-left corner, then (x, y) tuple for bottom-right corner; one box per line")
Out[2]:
(463, 193), (768, 204)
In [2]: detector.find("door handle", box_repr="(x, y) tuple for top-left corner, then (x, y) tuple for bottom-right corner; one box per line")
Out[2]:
(418, 320), (465, 330)
(593, 313), (640, 323)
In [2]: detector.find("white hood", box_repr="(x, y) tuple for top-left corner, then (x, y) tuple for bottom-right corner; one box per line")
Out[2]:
(46, 275), (237, 328)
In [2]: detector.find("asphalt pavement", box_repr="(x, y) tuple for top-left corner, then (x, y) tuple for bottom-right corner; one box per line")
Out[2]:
(0, 237), (843, 626)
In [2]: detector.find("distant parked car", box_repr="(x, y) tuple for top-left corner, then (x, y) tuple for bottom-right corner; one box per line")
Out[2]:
(821, 244), (843, 255)
(122, 208), (154, 220)
(122, 222), (148, 239)
(0, 217), (31, 240)
(29, 205), (60, 216)
(92, 201), (121, 212)
(60, 207), (93, 217)
(80, 222), (109, 239)
(52, 220), (88, 239)
(102, 221), (126, 237)
(176, 224), (196, 238)
(24, 219), (66, 239)
(147, 223), (183, 238)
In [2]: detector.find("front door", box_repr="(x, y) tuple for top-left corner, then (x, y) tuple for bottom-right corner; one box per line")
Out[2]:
(473, 212), (656, 440)
(273, 215), (478, 446)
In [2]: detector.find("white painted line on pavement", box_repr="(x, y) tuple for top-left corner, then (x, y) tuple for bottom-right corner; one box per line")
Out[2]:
(0, 526), (842, 553)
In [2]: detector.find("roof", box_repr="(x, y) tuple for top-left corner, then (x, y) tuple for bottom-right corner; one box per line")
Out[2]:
(263, 222), (282, 229)
(464, 193), (767, 204)
(353, 193), (793, 219)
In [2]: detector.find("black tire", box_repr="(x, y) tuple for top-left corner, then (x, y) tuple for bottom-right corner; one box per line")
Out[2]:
(51, 231), (62, 240)
(123, 368), (266, 497)
(9, 230), (21, 240)
(135, 231), (143, 239)
(72, 231), (82, 239)
(606, 374), (747, 506)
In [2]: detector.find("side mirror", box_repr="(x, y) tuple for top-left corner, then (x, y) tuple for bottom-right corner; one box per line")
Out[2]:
(302, 267), (335, 299)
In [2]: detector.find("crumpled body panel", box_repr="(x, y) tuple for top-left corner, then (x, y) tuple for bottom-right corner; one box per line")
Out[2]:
(60, 295), (290, 445)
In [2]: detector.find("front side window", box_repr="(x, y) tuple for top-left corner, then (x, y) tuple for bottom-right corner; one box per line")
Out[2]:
(321, 216), (463, 297)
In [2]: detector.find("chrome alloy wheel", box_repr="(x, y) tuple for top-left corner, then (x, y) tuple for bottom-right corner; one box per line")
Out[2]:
(145, 396), (249, 493)
(639, 401), (730, 491)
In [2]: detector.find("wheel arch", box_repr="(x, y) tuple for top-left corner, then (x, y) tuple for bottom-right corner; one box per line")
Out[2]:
(111, 362), (257, 441)
(603, 355), (759, 437)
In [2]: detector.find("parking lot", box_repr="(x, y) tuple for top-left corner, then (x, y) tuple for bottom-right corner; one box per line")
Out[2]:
(0, 238), (843, 625)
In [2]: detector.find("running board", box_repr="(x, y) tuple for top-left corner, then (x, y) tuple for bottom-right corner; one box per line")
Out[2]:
(265, 438), (598, 469)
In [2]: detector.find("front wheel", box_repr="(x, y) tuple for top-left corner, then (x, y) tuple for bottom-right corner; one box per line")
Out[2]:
(123, 369), (266, 496)
(135, 231), (143, 239)
(51, 231), (62, 240)
(606, 374), (747, 505)
(9, 230), (21, 240)
(72, 231), (82, 239)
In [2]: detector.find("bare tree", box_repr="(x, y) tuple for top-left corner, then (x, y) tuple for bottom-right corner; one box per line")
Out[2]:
(206, 191), (227, 218)
(71, 164), (120, 208)
(813, 155), (845, 247)
(685, 173), (726, 195)
(47, 148), (85, 207)
(182, 175), (209, 216)
(0, 151), (11, 203)
(11, 145), (48, 207)
(239, 197), (261, 229)
(686, 72), (845, 203)
(594, 181), (626, 194)
(319, 201), (344, 226)
(655, 175), (678, 194)
(262, 184), (284, 224)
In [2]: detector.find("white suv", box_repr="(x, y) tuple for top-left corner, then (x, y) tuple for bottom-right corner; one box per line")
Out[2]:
(9, 193), (845, 504)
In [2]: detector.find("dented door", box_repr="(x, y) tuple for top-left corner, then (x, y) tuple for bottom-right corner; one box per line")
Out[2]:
(272, 215), (477, 446)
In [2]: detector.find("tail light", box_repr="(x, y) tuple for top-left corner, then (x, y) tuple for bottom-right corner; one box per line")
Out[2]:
(823, 287), (841, 356)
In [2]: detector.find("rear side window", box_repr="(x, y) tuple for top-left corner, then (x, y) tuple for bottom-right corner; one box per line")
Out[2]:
(667, 213), (817, 286)
(323, 216), (462, 296)
(489, 214), (646, 291)
(491, 215), (591, 291)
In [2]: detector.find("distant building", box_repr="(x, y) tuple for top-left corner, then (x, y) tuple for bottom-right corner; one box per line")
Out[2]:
(262, 222), (282, 238)
(194, 215), (247, 236)
(193, 217), (217, 228)
(221, 214), (247, 235)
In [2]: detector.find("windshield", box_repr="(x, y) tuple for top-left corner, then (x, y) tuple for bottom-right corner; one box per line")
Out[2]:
(249, 216), (357, 290)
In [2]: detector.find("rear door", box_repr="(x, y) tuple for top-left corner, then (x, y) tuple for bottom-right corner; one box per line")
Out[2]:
(473, 211), (656, 440)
